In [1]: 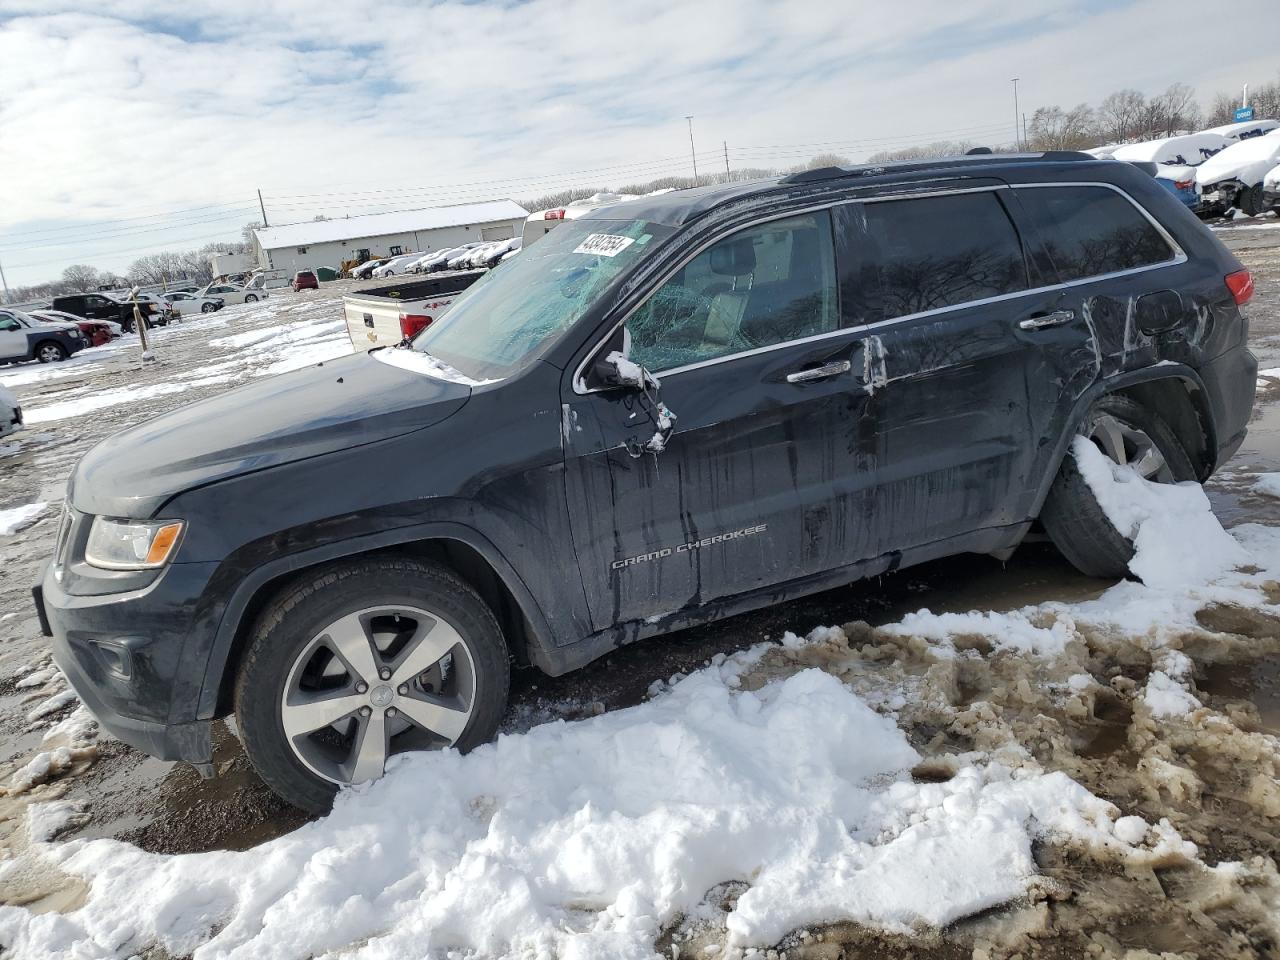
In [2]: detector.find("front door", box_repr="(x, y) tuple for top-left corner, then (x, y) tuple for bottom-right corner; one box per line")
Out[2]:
(562, 210), (880, 629)
(0, 313), (27, 361)
(834, 188), (1062, 554)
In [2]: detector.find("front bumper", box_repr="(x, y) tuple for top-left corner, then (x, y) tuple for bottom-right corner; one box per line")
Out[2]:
(35, 559), (219, 765)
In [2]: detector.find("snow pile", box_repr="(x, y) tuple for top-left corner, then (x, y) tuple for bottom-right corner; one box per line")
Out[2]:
(0, 502), (47, 535)
(22, 381), (190, 425)
(0, 665), (1153, 960)
(1071, 437), (1248, 587)
(26, 800), (88, 843)
(880, 608), (1075, 657)
(1255, 473), (1280, 498)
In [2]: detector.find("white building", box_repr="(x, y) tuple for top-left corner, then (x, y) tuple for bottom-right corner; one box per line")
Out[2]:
(251, 199), (529, 275)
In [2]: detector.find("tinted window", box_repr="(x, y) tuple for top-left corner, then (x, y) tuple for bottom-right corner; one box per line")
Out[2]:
(1015, 186), (1174, 281)
(853, 192), (1028, 321)
(627, 211), (839, 372)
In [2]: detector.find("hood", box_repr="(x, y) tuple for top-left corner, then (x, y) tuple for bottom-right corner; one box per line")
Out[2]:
(1196, 133), (1280, 185)
(35, 319), (81, 333)
(71, 350), (471, 518)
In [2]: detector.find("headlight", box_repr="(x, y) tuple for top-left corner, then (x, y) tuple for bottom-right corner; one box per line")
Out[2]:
(85, 517), (185, 570)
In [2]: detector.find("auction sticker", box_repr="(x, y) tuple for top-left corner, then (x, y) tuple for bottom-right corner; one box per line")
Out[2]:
(574, 234), (636, 257)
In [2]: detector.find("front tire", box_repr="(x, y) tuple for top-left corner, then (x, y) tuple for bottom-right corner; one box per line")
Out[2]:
(1041, 395), (1197, 578)
(244, 294), (259, 303)
(35, 341), (67, 363)
(201, 303), (216, 314)
(1239, 183), (1265, 217)
(234, 557), (510, 813)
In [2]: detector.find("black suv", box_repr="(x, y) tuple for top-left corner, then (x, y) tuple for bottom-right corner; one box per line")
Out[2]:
(35, 153), (1257, 811)
(50, 292), (169, 333)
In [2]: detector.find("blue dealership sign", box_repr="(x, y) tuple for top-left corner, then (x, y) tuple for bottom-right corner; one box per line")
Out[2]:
(1234, 106), (1255, 122)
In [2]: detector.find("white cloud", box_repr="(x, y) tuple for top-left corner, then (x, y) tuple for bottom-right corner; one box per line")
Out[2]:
(0, 0), (1276, 286)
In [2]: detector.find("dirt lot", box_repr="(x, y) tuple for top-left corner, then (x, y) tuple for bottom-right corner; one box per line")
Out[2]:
(0, 228), (1278, 958)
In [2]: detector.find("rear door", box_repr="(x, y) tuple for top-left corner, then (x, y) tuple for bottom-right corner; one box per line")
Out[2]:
(562, 209), (881, 629)
(835, 187), (1077, 554)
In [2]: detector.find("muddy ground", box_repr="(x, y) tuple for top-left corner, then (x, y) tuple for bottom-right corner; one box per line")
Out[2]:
(1, 224), (1278, 958)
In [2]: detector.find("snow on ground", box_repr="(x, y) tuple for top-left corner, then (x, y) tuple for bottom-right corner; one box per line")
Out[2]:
(0, 503), (47, 536)
(1, 439), (1278, 959)
(1256, 472), (1280, 498)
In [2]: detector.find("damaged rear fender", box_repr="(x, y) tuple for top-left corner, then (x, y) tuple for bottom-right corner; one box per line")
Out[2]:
(1027, 364), (1214, 520)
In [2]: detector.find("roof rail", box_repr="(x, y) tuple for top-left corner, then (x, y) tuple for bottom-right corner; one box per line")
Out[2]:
(776, 150), (1098, 187)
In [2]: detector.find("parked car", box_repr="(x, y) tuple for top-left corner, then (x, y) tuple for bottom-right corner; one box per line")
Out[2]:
(106, 292), (178, 326)
(29, 309), (121, 346)
(0, 383), (22, 439)
(50, 291), (164, 334)
(292, 270), (319, 291)
(342, 269), (485, 347)
(522, 192), (636, 247)
(1194, 130), (1280, 215)
(162, 291), (225, 316)
(412, 244), (484, 274)
(196, 282), (265, 305)
(371, 254), (423, 278)
(1262, 162), (1280, 211)
(480, 236), (522, 267)
(351, 259), (390, 280)
(1200, 118), (1280, 141)
(34, 153), (1257, 813)
(0, 308), (87, 364)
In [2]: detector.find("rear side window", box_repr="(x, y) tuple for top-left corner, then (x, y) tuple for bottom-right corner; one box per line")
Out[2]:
(854, 192), (1028, 320)
(1015, 186), (1175, 282)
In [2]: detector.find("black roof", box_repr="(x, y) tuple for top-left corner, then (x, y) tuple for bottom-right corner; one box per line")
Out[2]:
(584, 151), (1101, 228)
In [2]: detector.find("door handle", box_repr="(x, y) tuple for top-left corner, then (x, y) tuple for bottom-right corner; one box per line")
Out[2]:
(786, 360), (851, 383)
(1019, 310), (1074, 331)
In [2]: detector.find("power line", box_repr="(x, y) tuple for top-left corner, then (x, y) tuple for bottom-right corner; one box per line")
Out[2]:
(0, 197), (264, 244)
(3, 207), (259, 253)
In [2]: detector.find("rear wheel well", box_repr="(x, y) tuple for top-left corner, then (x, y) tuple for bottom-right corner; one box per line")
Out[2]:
(213, 538), (536, 717)
(1114, 377), (1214, 479)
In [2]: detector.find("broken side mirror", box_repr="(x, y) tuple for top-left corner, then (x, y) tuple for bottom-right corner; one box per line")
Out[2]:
(585, 327), (657, 392)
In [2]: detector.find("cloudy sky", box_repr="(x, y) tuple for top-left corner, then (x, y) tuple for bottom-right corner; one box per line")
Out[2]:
(0, 0), (1275, 288)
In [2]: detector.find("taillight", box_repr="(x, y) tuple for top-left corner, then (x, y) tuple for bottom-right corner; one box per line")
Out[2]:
(1225, 269), (1254, 306)
(544, 209), (565, 220)
(399, 313), (433, 338)
(1174, 179), (1194, 190)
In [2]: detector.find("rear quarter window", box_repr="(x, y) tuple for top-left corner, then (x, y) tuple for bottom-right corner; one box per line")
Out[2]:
(1015, 185), (1176, 282)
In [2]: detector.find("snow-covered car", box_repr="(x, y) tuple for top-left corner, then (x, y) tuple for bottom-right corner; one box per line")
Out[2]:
(0, 383), (21, 439)
(1262, 162), (1280, 211)
(1194, 131), (1280, 216)
(522, 192), (637, 248)
(196, 282), (266, 305)
(1111, 132), (1232, 168)
(371, 254), (424, 278)
(162, 291), (225, 316)
(413, 244), (485, 273)
(29, 309), (121, 346)
(106, 292), (176, 325)
(1084, 144), (1122, 159)
(0, 308), (87, 364)
(1200, 118), (1280, 141)
(470, 236), (521, 268)
(462, 241), (505, 268)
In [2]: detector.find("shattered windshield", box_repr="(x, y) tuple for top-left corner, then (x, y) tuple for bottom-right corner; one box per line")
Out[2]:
(410, 217), (673, 381)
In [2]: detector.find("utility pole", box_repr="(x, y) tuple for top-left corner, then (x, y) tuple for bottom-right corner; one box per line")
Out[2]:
(0, 256), (10, 305)
(723, 141), (731, 182)
(1022, 112), (1028, 148)
(258, 189), (269, 227)
(1011, 78), (1021, 150)
(685, 116), (699, 186)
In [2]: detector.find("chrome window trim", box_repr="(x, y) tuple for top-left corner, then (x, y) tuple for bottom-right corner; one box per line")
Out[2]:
(571, 180), (1184, 394)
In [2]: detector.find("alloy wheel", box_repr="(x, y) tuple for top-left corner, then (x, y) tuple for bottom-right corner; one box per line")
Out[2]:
(38, 344), (63, 363)
(1088, 413), (1175, 483)
(280, 605), (476, 786)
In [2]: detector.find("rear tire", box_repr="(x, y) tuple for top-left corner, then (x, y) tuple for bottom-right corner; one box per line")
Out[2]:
(201, 303), (216, 314)
(244, 294), (259, 303)
(234, 557), (510, 813)
(1041, 395), (1197, 579)
(1240, 183), (1265, 217)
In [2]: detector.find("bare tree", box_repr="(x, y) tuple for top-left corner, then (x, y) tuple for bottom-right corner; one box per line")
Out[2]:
(805, 153), (852, 169)
(866, 140), (988, 163)
(60, 264), (101, 292)
(1098, 89), (1146, 143)
(1027, 104), (1097, 150)
(1155, 82), (1200, 136)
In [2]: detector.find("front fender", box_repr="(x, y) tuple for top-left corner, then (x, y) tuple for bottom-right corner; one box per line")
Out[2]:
(194, 520), (556, 719)
(1027, 363), (1212, 519)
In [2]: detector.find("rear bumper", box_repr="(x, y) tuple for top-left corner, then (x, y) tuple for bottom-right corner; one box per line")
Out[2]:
(1199, 342), (1258, 472)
